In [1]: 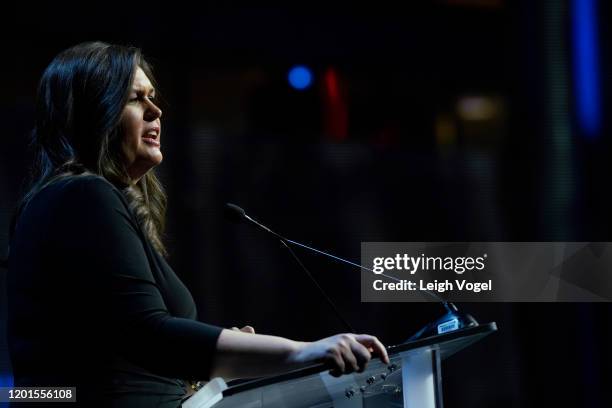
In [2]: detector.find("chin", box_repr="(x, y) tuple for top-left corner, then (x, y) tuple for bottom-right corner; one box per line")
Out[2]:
(147, 153), (163, 167)
(128, 158), (163, 181)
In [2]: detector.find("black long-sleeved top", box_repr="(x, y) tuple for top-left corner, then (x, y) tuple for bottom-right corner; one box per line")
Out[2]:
(8, 175), (223, 407)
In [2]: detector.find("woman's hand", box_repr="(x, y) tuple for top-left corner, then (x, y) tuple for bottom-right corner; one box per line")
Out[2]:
(230, 325), (255, 334)
(289, 333), (389, 377)
(212, 330), (388, 380)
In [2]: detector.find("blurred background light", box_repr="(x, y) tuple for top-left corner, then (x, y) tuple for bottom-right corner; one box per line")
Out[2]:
(456, 96), (500, 121)
(572, 0), (601, 138)
(288, 65), (313, 90)
(323, 67), (348, 141)
(435, 113), (457, 147)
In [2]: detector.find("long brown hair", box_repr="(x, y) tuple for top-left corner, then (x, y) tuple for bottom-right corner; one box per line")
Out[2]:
(15, 42), (168, 256)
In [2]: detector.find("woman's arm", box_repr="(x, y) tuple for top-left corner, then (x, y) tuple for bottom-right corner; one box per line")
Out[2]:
(211, 329), (389, 380)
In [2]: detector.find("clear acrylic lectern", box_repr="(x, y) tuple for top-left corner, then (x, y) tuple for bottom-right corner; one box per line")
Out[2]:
(184, 323), (497, 408)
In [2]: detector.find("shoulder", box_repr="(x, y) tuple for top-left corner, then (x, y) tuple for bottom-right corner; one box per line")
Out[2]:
(46, 174), (126, 206)
(48, 175), (143, 238)
(26, 174), (132, 226)
(50, 173), (120, 194)
(13, 174), (139, 246)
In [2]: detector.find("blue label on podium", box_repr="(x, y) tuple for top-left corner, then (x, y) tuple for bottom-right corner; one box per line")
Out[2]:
(437, 318), (459, 334)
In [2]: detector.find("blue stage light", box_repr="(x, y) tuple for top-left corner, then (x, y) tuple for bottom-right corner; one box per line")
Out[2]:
(572, 0), (601, 138)
(288, 65), (313, 90)
(0, 373), (13, 387)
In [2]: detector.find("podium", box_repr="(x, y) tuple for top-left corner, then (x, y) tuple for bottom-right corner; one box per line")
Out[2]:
(185, 323), (497, 408)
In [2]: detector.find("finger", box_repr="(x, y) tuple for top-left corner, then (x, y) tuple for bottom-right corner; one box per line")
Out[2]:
(349, 340), (372, 372)
(355, 335), (389, 364)
(240, 325), (255, 334)
(339, 344), (359, 374)
(329, 368), (342, 377)
(327, 349), (345, 377)
(230, 327), (240, 331)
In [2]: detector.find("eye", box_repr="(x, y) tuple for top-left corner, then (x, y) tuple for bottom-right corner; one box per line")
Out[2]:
(127, 91), (156, 104)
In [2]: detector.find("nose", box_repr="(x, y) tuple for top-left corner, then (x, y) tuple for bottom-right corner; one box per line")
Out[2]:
(144, 99), (162, 121)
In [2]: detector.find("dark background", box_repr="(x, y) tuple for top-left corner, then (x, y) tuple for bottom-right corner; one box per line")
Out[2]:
(2, 0), (612, 406)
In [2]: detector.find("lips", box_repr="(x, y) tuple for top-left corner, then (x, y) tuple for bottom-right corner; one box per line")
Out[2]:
(142, 127), (160, 147)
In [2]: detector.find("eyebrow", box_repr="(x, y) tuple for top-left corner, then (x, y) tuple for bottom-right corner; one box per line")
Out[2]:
(131, 87), (156, 94)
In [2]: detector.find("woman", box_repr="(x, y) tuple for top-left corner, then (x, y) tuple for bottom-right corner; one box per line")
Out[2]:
(7, 42), (388, 407)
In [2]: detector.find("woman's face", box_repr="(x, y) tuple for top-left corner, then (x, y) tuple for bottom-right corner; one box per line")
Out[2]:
(120, 66), (163, 182)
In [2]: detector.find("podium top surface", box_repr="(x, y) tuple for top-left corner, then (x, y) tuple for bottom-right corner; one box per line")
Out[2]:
(223, 322), (497, 398)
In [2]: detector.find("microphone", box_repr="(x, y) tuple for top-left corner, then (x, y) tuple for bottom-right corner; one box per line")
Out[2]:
(225, 203), (355, 332)
(225, 203), (478, 340)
